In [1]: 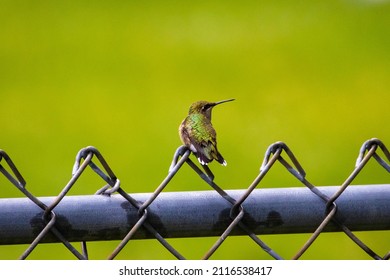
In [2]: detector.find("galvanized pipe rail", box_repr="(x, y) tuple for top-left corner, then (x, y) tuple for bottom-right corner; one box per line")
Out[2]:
(0, 184), (389, 245)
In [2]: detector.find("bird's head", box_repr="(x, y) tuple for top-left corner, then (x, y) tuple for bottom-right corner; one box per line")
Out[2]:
(188, 99), (234, 120)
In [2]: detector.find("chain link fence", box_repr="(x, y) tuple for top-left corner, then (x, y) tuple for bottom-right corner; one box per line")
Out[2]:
(0, 138), (389, 260)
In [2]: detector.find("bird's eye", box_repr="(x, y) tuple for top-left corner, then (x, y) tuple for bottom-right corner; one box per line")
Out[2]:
(202, 104), (211, 111)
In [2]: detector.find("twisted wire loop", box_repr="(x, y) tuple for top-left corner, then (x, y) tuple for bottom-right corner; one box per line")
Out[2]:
(105, 146), (189, 260)
(24, 145), (124, 260)
(322, 138), (390, 260)
(0, 150), (86, 260)
(166, 145), (282, 260)
(57, 146), (184, 260)
(294, 138), (390, 260)
(203, 141), (328, 260)
(69, 146), (122, 259)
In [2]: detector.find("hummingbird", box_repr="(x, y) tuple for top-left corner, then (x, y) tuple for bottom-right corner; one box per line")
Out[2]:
(179, 99), (234, 166)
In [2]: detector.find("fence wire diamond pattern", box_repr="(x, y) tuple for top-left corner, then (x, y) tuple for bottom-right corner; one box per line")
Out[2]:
(0, 138), (389, 260)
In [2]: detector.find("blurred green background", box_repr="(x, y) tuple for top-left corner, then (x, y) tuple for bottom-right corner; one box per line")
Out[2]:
(0, 0), (389, 259)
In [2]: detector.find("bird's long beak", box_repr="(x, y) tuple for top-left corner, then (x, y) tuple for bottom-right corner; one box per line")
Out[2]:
(214, 98), (235, 106)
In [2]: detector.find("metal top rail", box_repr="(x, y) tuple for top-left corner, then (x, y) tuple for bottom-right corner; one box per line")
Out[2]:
(0, 184), (389, 245)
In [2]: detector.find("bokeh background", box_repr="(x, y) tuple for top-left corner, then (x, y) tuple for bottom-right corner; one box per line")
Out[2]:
(0, 0), (389, 259)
